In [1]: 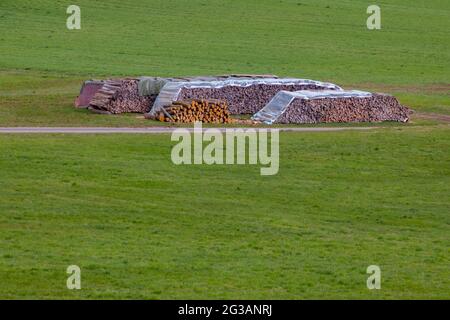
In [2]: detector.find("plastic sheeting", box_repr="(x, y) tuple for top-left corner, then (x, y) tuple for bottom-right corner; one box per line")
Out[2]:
(251, 90), (372, 124)
(138, 75), (280, 96)
(146, 78), (342, 116)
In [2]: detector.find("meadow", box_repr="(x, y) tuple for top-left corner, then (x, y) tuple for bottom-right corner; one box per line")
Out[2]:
(0, 128), (449, 299)
(0, 0), (449, 299)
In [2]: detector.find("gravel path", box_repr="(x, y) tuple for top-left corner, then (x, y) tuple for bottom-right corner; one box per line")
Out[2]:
(0, 127), (376, 134)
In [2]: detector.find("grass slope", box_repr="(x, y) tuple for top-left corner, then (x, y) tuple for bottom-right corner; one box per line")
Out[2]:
(0, 127), (449, 299)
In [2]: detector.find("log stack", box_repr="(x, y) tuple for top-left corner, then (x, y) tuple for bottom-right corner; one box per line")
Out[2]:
(253, 90), (412, 124)
(148, 99), (231, 123)
(177, 83), (340, 114)
(88, 79), (155, 114)
(276, 94), (411, 124)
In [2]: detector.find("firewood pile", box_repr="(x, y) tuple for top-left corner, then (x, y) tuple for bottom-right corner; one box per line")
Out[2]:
(74, 76), (412, 126)
(254, 91), (412, 124)
(147, 99), (231, 123)
(88, 79), (155, 114)
(177, 83), (340, 115)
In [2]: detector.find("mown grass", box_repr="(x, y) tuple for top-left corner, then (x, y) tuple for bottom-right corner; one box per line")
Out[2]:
(0, 127), (448, 299)
(0, 1), (449, 300)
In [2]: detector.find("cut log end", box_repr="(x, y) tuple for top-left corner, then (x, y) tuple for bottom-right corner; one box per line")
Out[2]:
(154, 100), (231, 123)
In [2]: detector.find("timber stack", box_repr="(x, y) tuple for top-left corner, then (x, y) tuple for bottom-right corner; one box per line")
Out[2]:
(147, 99), (231, 123)
(88, 79), (155, 114)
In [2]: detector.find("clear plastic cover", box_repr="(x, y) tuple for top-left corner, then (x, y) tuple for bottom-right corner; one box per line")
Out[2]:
(138, 75), (280, 96)
(146, 78), (342, 116)
(251, 90), (372, 124)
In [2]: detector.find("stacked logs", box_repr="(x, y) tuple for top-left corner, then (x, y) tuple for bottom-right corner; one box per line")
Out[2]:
(148, 99), (231, 123)
(88, 79), (155, 114)
(177, 83), (339, 114)
(274, 94), (411, 124)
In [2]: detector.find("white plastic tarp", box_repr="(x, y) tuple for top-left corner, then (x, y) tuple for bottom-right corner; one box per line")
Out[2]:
(146, 78), (342, 116)
(251, 90), (373, 124)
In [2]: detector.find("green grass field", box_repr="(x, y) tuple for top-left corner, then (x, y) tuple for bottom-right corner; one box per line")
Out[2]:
(0, 0), (449, 299)
(0, 128), (449, 299)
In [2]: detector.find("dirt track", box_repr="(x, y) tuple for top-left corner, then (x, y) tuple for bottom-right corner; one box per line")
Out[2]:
(0, 127), (376, 134)
(413, 112), (450, 123)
